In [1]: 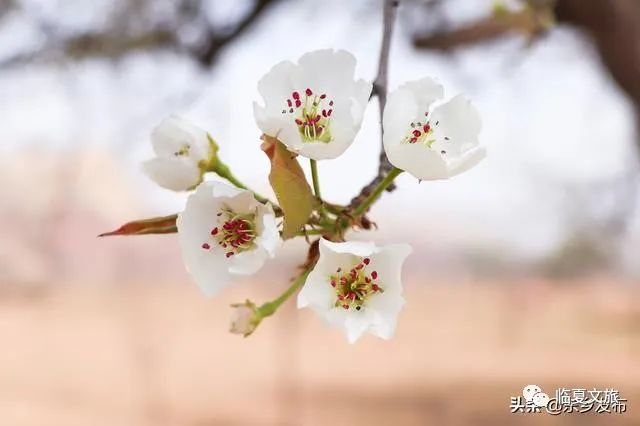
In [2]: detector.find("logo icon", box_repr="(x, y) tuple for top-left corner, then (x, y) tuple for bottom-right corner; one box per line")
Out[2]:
(523, 385), (550, 407)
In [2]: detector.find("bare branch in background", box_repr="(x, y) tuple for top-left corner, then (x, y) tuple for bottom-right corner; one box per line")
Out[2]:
(0, 0), (282, 68)
(350, 0), (400, 209)
(413, 6), (553, 51)
(411, 0), (640, 148)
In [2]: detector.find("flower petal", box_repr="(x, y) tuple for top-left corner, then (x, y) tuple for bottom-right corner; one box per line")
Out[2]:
(142, 157), (201, 191)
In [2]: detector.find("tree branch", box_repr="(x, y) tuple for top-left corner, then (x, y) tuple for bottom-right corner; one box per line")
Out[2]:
(350, 0), (400, 209)
(195, 0), (280, 66)
(0, 0), (282, 69)
(412, 3), (554, 51)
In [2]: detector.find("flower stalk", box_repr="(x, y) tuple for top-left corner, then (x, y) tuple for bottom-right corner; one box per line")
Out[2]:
(353, 167), (403, 217)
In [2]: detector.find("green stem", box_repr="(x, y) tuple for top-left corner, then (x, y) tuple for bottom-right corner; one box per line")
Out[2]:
(353, 167), (403, 217)
(310, 159), (322, 199)
(213, 162), (274, 206)
(257, 268), (312, 317)
(310, 159), (328, 220)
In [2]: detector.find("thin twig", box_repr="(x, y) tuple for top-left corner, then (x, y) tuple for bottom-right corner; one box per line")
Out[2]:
(350, 0), (400, 209)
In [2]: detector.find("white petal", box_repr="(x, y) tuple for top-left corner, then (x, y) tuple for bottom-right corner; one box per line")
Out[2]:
(320, 238), (377, 258)
(400, 77), (444, 109)
(142, 157), (201, 191)
(295, 49), (356, 95)
(385, 142), (450, 180)
(228, 249), (268, 275)
(297, 267), (335, 310)
(151, 115), (209, 162)
(446, 146), (487, 178)
(344, 313), (371, 343)
(255, 204), (280, 257)
(430, 95), (481, 147)
(256, 60), (298, 112)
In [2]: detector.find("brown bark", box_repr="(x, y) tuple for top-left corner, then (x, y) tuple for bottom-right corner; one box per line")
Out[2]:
(555, 0), (640, 117)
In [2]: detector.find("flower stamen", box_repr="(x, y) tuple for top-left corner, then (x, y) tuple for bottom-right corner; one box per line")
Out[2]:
(329, 257), (383, 311)
(200, 207), (258, 258)
(281, 89), (334, 143)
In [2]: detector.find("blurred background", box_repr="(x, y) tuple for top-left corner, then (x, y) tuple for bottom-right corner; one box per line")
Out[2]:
(1, 0), (639, 425)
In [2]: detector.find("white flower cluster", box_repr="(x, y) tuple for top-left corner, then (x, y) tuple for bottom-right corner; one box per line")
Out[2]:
(138, 49), (484, 343)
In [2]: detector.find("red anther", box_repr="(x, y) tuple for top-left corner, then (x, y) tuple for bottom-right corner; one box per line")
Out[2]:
(423, 123), (431, 133)
(322, 109), (327, 117)
(365, 277), (371, 283)
(238, 221), (248, 230)
(329, 101), (334, 106)
(320, 94), (327, 99)
(331, 280), (336, 287)
(295, 118), (303, 125)
(327, 109), (333, 117)
(340, 277), (347, 284)
(338, 295), (344, 300)
(211, 227), (219, 236)
(314, 115), (321, 123)
(356, 264), (364, 270)
(350, 292), (356, 300)
(410, 137), (417, 143)
(371, 271), (378, 279)
(221, 243), (227, 248)
(226, 252), (234, 258)
(289, 108), (294, 113)
(363, 258), (370, 265)
(201, 243), (210, 250)
(315, 126), (323, 135)
(305, 88), (313, 96)
(342, 304), (349, 309)
(295, 100), (301, 108)
(287, 99), (292, 107)
(292, 91), (300, 100)
(372, 284), (379, 291)
(412, 129), (421, 137)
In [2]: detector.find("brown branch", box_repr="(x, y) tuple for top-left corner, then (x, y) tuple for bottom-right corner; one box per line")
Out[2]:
(555, 0), (640, 118)
(195, 0), (280, 66)
(0, 0), (281, 69)
(412, 6), (553, 51)
(349, 0), (400, 209)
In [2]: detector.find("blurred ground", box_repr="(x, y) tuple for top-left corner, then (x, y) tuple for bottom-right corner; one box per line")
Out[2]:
(1, 279), (638, 426)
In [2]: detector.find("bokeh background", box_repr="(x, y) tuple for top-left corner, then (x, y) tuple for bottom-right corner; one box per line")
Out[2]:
(1, 0), (639, 425)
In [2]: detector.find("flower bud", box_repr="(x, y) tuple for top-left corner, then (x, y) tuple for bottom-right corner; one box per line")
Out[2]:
(229, 301), (261, 337)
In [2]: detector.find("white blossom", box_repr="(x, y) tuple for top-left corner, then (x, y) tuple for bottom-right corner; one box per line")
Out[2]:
(383, 77), (485, 180)
(177, 181), (280, 296)
(253, 49), (372, 160)
(142, 116), (215, 191)
(298, 239), (412, 343)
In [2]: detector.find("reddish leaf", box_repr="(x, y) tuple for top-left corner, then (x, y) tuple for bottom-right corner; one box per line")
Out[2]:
(99, 214), (177, 237)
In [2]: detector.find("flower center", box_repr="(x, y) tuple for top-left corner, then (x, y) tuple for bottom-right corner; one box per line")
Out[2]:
(281, 88), (334, 143)
(329, 257), (383, 311)
(200, 207), (257, 258)
(174, 143), (191, 157)
(402, 113), (449, 154)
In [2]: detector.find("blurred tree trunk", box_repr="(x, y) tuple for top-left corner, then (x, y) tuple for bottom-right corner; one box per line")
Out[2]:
(556, 0), (640, 145)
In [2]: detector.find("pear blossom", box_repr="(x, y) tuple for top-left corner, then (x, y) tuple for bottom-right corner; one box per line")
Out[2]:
(297, 239), (412, 343)
(253, 49), (372, 160)
(177, 181), (280, 296)
(383, 77), (485, 180)
(143, 116), (216, 191)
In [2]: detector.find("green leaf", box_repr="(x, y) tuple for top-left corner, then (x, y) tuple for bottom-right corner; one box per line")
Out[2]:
(98, 214), (177, 237)
(261, 135), (314, 239)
